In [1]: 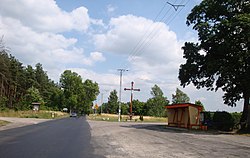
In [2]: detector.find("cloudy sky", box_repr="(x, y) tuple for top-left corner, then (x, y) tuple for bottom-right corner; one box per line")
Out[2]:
(0, 0), (243, 112)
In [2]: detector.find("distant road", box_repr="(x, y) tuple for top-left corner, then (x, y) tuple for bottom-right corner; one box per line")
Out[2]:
(0, 117), (103, 158)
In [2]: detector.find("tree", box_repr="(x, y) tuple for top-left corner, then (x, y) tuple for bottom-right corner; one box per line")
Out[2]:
(195, 100), (205, 111)
(107, 90), (119, 114)
(23, 86), (44, 109)
(172, 88), (190, 104)
(131, 99), (144, 116)
(178, 0), (250, 130)
(145, 85), (169, 117)
(82, 79), (99, 114)
(60, 70), (85, 111)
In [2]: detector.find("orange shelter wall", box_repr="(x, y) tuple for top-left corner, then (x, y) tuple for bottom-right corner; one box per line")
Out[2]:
(167, 108), (189, 128)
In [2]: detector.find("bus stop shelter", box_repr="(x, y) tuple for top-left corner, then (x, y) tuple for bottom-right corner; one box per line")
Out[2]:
(166, 103), (203, 129)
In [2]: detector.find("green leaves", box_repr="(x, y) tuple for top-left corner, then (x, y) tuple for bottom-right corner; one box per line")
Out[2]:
(145, 84), (169, 117)
(59, 70), (99, 113)
(107, 90), (119, 114)
(179, 0), (250, 106)
(180, 0), (250, 130)
(172, 88), (190, 104)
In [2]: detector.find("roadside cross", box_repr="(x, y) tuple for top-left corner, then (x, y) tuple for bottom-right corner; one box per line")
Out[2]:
(124, 81), (140, 120)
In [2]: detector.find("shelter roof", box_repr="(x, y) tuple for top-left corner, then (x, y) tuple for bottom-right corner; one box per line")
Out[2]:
(166, 103), (202, 109)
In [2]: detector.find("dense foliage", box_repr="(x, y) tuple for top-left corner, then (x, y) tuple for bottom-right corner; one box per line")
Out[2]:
(213, 111), (235, 131)
(99, 85), (170, 117)
(0, 40), (99, 113)
(179, 0), (250, 130)
(144, 85), (169, 117)
(172, 88), (190, 104)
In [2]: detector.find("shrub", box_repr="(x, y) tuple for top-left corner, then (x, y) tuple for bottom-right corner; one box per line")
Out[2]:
(0, 97), (7, 110)
(212, 111), (234, 131)
(231, 112), (242, 129)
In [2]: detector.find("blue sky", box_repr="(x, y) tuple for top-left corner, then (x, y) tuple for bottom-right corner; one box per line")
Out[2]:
(0, 0), (243, 112)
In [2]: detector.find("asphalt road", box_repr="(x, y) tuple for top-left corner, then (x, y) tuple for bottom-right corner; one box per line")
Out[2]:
(88, 121), (250, 158)
(0, 117), (103, 158)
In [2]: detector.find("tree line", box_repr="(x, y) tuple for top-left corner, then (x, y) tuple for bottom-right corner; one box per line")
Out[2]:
(99, 85), (204, 117)
(0, 40), (99, 113)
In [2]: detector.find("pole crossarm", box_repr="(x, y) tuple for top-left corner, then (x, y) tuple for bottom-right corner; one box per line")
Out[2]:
(167, 2), (185, 11)
(124, 81), (140, 120)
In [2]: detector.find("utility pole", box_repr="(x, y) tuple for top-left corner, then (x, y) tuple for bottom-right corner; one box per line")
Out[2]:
(100, 93), (103, 114)
(124, 81), (140, 120)
(167, 2), (185, 11)
(118, 69), (128, 122)
(100, 89), (108, 115)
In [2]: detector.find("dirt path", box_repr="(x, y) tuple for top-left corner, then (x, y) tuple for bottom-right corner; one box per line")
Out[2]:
(0, 117), (50, 131)
(88, 120), (250, 158)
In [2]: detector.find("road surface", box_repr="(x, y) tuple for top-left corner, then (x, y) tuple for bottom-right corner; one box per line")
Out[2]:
(88, 120), (250, 158)
(0, 117), (103, 158)
(1, 117), (250, 158)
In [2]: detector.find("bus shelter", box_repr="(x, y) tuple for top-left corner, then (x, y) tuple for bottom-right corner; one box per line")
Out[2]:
(166, 103), (203, 129)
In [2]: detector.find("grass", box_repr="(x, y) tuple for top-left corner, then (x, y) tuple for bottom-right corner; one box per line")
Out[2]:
(0, 120), (10, 127)
(0, 110), (69, 119)
(87, 113), (168, 123)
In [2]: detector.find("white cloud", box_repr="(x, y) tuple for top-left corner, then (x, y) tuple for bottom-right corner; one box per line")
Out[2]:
(0, 0), (105, 82)
(90, 19), (105, 26)
(94, 15), (183, 67)
(0, 1), (243, 112)
(0, 0), (90, 33)
(107, 4), (116, 14)
(90, 52), (106, 62)
(94, 14), (184, 90)
(92, 14), (243, 112)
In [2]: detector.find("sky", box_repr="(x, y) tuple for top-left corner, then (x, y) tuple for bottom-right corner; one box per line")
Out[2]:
(0, 0), (243, 112)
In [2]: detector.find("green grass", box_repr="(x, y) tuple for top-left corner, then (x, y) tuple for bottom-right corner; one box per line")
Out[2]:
(0, 110), (69, 119)
(0, 120), (10, 127)
(87, 113), (168, 123)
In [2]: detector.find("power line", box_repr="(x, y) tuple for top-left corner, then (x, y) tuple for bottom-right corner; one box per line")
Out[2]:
(118, 1), (175, 69)
(120, 0), (189, 71)
(167, 2), (185, 11)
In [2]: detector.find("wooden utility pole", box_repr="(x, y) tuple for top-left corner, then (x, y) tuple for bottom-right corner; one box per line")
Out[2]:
(124, 81), (140, 120)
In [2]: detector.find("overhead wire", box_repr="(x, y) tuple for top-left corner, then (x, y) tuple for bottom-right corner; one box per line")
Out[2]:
(118, 0), (190, 71)
(117, 0), (175, 70)
(133, 0), (188, 56)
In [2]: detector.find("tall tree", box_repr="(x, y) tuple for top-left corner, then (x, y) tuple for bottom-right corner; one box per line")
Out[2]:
(59, 70), (99, 113)
(145, 85), (169, 117)
(107, 90), (119, 114)
(83, 79), (99, 114)
(60, 70), (84, 111)
(172, 88), (190, 104)
(178, 0), (250, 130)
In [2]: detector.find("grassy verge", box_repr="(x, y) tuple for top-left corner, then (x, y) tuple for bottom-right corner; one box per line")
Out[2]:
(87, 113), (168, 123)
(0, 120), (10, 127)
(0, 110), (69, 119)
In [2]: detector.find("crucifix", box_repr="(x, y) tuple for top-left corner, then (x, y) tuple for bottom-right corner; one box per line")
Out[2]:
(124, 81), (140, 120)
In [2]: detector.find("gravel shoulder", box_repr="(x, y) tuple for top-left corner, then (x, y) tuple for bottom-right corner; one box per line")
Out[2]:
(88, 120), (250, 158)
(0, 117), (50, 131)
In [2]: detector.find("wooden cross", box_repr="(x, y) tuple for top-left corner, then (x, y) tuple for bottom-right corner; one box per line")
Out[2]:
(124, 81), (140, 120)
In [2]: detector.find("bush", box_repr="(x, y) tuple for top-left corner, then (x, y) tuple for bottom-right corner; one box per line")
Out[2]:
(231, 112), (242, 129)
(0, 97), (7, 110)
(212, 111), (235, 131)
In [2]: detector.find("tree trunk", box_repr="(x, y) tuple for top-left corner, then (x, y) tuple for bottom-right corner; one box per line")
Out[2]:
(241, 95), (250, 132)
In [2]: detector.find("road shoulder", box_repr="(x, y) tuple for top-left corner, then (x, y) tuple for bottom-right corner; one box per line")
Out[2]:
(0, 117), (50, 131)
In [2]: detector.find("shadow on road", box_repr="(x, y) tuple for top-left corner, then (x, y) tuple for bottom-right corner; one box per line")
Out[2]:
(120, 124), (221, 135)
